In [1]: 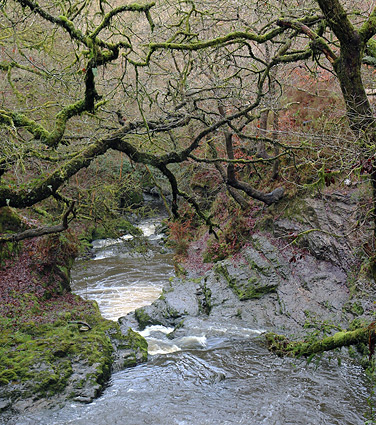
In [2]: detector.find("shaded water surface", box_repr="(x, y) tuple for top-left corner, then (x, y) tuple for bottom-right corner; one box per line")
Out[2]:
(13, 219), (373, 424)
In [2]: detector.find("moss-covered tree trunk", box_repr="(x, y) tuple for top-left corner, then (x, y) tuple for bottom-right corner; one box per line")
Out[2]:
(315, 0), (376, 238)
(312, 0), (376, 134)
(265, 325), (375, 358)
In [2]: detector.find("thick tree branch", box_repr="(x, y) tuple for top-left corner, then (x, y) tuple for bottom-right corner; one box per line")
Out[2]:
(207, 140), (249, 210)
(131, 16), (321, 67)
(265, 324), (376, 359)
(0, 202), (75, 243)
(17, 0), (87, 44)
(277, 19), (337, 64)
(226, 179), (284, 206)
(315, 0), (356, 45)
(0, 114), (191, 209)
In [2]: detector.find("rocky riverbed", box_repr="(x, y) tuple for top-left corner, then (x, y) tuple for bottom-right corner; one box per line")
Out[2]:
(1, 189), (375, 423)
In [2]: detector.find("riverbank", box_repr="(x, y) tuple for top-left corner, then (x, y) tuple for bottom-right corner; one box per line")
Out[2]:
(121, 189), (376, 367)
(0, 216), (148, 418)
(6, 208), (371, 425)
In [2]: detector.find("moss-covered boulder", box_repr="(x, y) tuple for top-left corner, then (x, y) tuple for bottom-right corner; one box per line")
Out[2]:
(0, 229), (148, 416)
(114, 328), (148, 368)
(0, 304), (148, 413)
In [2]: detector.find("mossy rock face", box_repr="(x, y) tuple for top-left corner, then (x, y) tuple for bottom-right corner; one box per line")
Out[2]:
(134, 307), (154, 330)
(0, 218), (148, 415)
(211, 234), (288, 300)
(115, 328), (148, 368)
(0, 315), (112, 400)
(214, 236), (282, 301)
(0, 241), (20, 265)
(343, 301), (365, 317)
(55, 264), (72, 292)
(0, 304), (148, 411)
(197, 278), (212, 314)
(216, 263), (278, 300)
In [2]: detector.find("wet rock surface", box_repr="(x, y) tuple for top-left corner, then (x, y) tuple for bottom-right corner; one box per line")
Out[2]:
(121, 190), (376, 339)
(122, 234), (350, 337)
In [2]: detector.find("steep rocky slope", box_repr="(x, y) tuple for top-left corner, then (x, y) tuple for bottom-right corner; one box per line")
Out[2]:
(121, 189), (375, 339)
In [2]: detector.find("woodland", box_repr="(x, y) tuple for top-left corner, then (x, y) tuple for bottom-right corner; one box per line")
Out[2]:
(2, 0), (376, 417)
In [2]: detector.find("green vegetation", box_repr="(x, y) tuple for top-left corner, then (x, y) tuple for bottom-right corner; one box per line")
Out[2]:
(215, 263), (277, 301)
(2, 0), (376, 416)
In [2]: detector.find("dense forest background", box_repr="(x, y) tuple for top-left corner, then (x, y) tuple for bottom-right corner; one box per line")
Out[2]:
(2, 0), (376, 244)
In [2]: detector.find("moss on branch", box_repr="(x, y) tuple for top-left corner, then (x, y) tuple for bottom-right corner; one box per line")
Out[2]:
(276, 19), (337, 64)
(90, 2), (155, 39)
(265, 326), (373, 358)
(358, 6), (376, 43)
(0, 104), (85, 148)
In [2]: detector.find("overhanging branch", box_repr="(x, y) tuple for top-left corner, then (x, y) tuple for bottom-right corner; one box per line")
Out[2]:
(0, 201), (75, 244)
(276, 19), (337, 64)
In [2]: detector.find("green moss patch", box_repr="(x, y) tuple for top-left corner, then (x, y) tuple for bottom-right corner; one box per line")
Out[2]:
(0, 234), (148, 409)
(134, 307), (153, 330)
(1, 304), (108, 396)
(0, 302), (148, 404)
(215, 264), (277, 301)
(118, 329), (148, 367)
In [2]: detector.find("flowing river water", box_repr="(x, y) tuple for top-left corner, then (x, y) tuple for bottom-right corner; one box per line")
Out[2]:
(15, 219), (374, 424)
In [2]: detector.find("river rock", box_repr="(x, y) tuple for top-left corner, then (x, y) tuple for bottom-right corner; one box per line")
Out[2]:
(123, 189), (376, 338)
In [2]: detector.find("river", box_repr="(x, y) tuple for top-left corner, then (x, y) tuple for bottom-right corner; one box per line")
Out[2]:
(14, 219), (374, 424)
